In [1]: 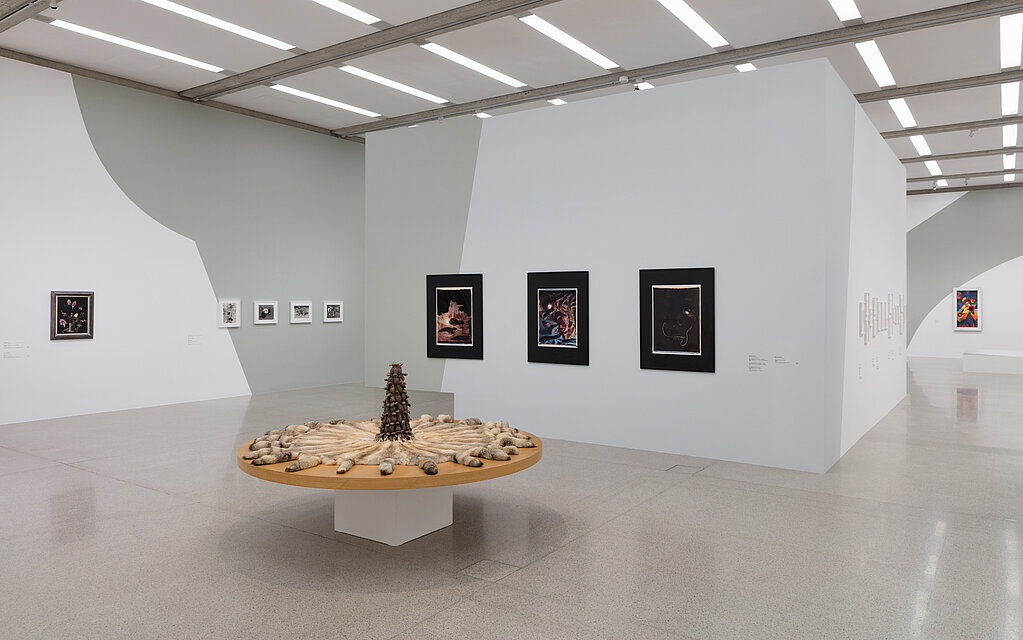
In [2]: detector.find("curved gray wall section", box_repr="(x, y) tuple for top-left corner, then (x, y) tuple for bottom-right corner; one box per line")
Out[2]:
(73, 76), (365, 393)
(908, 188), (1023, 340)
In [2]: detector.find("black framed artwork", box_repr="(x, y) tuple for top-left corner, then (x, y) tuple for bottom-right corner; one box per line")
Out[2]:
(427, 274), (483, 359)
(50, 291), (94, 340)
(527, 271), (589, 366)
(639, 268), (714, 372)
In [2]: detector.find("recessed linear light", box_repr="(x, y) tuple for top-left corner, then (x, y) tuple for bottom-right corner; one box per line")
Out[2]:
(270, 84), (380, 118)
(924, 160), (942, 176)
(339, 65), (448, 104)
(308, 0), (380, 25)
(519, 14), (618, 70)
(909, 135), (932, 156)
(1006, 174), (1017, 182)
(1001, 13), (1023, 69)
(50, 19), (224, 72)
(137, 0), (294, 50)
(827, 0), (862, 22)
(1005, 153), (1017, 170)
(548, 98), (567, 106)
(936, 179), (949, 187)
(855, 40), (896, 88)
(1005, 124), (1019, 147)
(735, 63), (757, 72)
(888, 98), (917, 128)
(474, 112), (493, 119)
(654, 0), (728, 48)
(420, 42), (526, 88)
(635, 82), (655, 90)
(1003, 81), (1021, 116)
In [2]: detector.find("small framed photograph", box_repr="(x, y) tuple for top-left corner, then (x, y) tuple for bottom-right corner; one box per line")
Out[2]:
(50, 291), (94, 340)
(640, 267), (715, 372)
(954, 288), (981, 331)
(323, 300), (343, 323)
(254, 301), (278, 325)
(218, 298), (241, 328)
(290, 300), (312, 324)
(427, 274), (483, 359)
(528, 271), (588, 366)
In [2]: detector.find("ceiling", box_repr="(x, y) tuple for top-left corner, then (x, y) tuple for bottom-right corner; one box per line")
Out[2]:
(2, 0), (1021, 194)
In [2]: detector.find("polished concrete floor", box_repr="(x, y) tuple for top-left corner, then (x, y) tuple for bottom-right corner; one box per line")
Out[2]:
(1, 357), (1021, 639)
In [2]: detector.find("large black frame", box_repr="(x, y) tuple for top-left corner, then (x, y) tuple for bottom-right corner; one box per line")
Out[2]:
(50, 290), (94, 340)
(426, 273), (483, 360)
(527, 271), (589, 366)
(639, 268), (714, 372)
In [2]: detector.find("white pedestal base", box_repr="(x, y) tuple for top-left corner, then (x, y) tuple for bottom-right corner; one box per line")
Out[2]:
(334, 486), (453, 546)
(963, 350), (1023, 374)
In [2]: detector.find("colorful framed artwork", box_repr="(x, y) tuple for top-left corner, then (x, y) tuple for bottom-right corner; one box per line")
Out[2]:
(954, 288), (980, 331)
(290, 300), (312, 324)
(323, 300), (343, 323)
(427, 274), (483, 359)
(527, 271), (588, 366)
(253, 301), (277, 325)
(639, 267), (715, 372)
(218, 298), (241, 328)
(50, 291), (94, 340)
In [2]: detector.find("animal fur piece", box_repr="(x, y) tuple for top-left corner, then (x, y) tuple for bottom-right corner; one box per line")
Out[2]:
(247, 415), (534, 476)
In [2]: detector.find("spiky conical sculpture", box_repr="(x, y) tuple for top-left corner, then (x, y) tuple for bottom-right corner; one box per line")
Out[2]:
(378, 362), (413, 441)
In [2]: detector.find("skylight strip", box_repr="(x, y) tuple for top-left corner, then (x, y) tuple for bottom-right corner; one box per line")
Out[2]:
(339, 65), (448, 104)
(548, 98), (567, 106)
(888, 98), (917, 128)
(474, 112), (493, 119)
(1006, 174), (1017, 182)
(1005, 153), (1017, 170)
(936, 179), (949, 187)
(1001, 13), (1023, 69)
(924, 160), (942, 176)
(635, 82), (655, 90)
(50, 19), (224, 72)
(137, 0), (294, 50)
(735, 63), (757, 72)
(1005, 124), (1019, 147)
(653, 0), (728, 48)
(827, 0), (862, 22)
(308, 0), (380, 25)
(270, 84), (380, 117)
(420, 42), (526, 88)
(909, 135), (932, 156)
(519, 14), (618, 70)
(855, 40), (896, 87)
(1003, 82), (1021, 116)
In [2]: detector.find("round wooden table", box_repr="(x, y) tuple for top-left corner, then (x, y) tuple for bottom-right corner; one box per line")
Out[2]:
(236, 432), (542, 545)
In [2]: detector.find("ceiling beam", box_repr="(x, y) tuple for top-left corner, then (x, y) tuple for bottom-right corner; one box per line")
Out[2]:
(331, 0), (1023, 138)
(882, 114), (1023, 138)
(0, 0), (49, 33)
(900, 145), (1023, 164)
(0, 47), (364, 142)
(908, 181), (1023, 194)
(907, 168), (1020, 183)
(856, 69), (1023, 103)
(179, 0), (562, 102)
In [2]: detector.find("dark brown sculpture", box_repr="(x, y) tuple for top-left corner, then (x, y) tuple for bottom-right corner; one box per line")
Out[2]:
(378, 362), (413, 441)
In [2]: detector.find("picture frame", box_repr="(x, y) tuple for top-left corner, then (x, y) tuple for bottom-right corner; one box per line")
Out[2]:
(50, 291), (94, 340)
(323, 300), (343, 323)
(218, 298), (241, 328)
(290, 300), (312, 324)
(253, 300), (278, 325)
(527, 271), (589, 366)
(954, 288), (980, 331)
(427, 274), (483, 359)
(639, 267), (715, 372)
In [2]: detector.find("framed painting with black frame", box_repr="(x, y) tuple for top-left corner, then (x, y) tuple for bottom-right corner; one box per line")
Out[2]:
(427, 274), (483, 360)
(639, 267), (715, 372)
(50, 291), (94, 340)
(528, 271), (588, 366)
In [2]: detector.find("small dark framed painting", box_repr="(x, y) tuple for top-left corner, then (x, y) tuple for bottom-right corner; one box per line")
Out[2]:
(639, 268), (715, 372)
(528, 271), (589, 366)
(50, 291), (94, 340)
(427, 274), (483, 359)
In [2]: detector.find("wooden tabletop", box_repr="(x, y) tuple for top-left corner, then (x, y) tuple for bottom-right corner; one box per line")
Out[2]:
(236, 431), (543, 490)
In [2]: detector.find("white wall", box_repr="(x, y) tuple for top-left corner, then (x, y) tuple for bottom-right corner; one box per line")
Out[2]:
(436, 59), (901, 472)
(0, 58), (250, 425)
(840, 106), (908, 455)
(910, 256), (1023, 358)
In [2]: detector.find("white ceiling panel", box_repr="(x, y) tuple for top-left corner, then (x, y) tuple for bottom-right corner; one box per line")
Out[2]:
(369, 0), (475, 25)
(875, 17), (999, 85)
(274, 66), (443, 118)
(857, 0), (969, 22)
(214, 85), (373, 130)
(692, 0), (842, 48)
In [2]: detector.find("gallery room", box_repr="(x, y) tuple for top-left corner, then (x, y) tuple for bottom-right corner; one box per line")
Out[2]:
(1, 0), (1022, 637)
